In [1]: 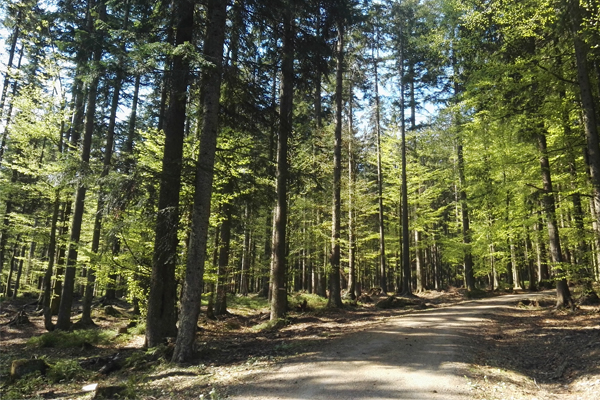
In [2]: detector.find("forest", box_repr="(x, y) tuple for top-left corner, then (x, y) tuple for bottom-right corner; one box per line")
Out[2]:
(1, 0), (600, 379)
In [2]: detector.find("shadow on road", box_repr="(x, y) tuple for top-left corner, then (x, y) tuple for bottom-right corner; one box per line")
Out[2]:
(223, 291), (600, 399)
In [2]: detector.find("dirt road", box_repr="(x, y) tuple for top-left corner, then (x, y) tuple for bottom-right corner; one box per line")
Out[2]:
(227, 291), (552, 400)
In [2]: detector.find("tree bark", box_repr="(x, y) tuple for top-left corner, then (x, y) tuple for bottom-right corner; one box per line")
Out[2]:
(11, 245), (26, 299)
(171, 0), (226, 362)
(146, 0), (194, 346)
(373, 33), (387, 293)
(215, 183), (233, 316)
(399, 41), (411, 295)
(270, 5), (294, 321)
(240, 203), (250, 296)
(41, 191), (60, 331)
(56, 0), (106, 330)
(537, 132), (573, 307)
(328, 22), (344, 308)
(347, 83), (357, 300)
(569, 0), (600, 232)
(0, 9), (20, 163)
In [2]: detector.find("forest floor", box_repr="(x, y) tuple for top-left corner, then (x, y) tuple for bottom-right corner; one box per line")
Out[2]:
(1, 287), (599, 399)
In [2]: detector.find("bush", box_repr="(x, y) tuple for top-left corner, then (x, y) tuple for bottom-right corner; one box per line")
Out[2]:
(27, 329), (114, 348)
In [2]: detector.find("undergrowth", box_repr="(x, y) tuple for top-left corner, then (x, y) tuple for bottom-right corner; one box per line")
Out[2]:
(288, 292), (328, 310)
(47, 359), (91, 383)
(26, 328), (114, 348)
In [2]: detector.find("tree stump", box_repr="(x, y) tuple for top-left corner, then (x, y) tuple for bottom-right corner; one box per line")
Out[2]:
(10, 359), (48, 380)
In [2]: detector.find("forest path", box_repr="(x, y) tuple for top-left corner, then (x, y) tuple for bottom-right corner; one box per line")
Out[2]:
(227, 291), (551, 400)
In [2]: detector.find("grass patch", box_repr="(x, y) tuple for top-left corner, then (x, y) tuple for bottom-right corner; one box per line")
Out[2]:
(288, 293), (328, 311)
(228, 295), (269, 310)
(27, 329), (114, 348)
(252, 318), (288, 332)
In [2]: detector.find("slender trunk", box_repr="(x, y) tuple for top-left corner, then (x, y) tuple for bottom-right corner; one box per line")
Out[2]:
(157, 9), (175, 133)
(510, 240), (521, 290)
(11, 245), (26, 299)
(373, 38), (387, 293)
(270, 5), (294, 320)
(399, 44), (411, 295)
(347, 84), (357, 300)
(127, 75), (141, 155)
(41, 191), (60, 330)
(82, 3), (132, 318)
(215, 183), (233, 315)
(4, 241), (19, 297)
(80, 47), (126, 325)
(0, 9), (20, 119)
(328, 22), (344, 308)
(56, 0), (106, 330)
(0, 192), (14, 284)
(171, 0), (226, 362)
(450, 49), (475, 292)
(0, 12), (20, 163)
(240, 203), (250, 296)
(537, 132), (572, 307)
(50, 201), (70, 315)
(456, 141), (474, 291)
(524, 231), (537, 291)
(415, 231), (424, 292)
(569, 0), (600, 230)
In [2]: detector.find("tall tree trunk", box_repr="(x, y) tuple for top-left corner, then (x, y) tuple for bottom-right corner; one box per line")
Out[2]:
(0, 10), (20, 163)
(328, 22), (344, 308)
(269, 5), (294, 321)
(0, 183), (15, 285)
(450, 48), (475, 291)
(4, 240), (19, 297)
(41, 191), (60, 330)
(240, 203), (250, 296)
(373, 35), (387, 293)
(415, 231), (424, 292)
(50, 201), (70, 315)
(510, 240), (521, 290)
(537, 132), (573, 307)
(569, 0), (600, 232)
(0, 12), (19, 116)
(56, 0), (106, 330)
(215, 183), (233, 315)
(79, 40), (127, 325)
(11, 245), (26, 299)
(399, 41), (411, 295)
(170, 0), (226, 362)
(146, 0), (194, 346)
(456, 140), (474, 291)
(347, 83), (357, 300)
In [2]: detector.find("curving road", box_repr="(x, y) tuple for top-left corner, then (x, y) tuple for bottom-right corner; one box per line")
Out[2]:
(227, 291), (551, 400)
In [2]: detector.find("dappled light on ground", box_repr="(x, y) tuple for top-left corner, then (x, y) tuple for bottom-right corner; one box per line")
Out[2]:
(227, 291), (599, 400)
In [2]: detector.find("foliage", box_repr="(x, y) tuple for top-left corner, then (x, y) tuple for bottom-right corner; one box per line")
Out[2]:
(46, 359), (90, 383)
